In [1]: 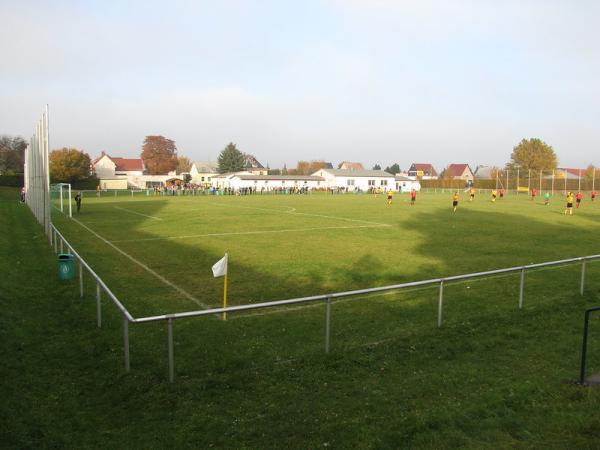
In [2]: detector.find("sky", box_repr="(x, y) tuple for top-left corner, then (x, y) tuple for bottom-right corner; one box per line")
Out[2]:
(1, 0), (599, 171)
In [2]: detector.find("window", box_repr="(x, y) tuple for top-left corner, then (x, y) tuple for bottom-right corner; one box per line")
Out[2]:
(368, 180), (375, 186)
(381, 180), (388, 186)
(282, 181), (285, 185)
(201, 176), (205, 182)
(347, 179), (355, 186)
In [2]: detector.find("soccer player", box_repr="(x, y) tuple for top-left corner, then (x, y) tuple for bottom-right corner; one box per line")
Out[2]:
(452, 191), (459, 212)
(592, 190), (597, 202)
(564, 192), (574, 215)
(499, 187), (505, 199)
(387, 190), (393, 205)
(530, 188), (537, 201)
(491, 189), (497, 202)
(74, 191), (82, 214)
(469, 187), (476, 202)
(544, 191), (550, 205)
(410, 189), (417, 205)
(576, 191), (583, 208)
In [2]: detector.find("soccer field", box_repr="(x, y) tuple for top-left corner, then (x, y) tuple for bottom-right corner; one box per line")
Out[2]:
(5, 186), (600, 448)
(51, 190), (600, 317)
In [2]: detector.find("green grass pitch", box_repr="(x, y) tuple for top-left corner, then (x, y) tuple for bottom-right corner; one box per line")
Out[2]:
(3, 187), (600, 448)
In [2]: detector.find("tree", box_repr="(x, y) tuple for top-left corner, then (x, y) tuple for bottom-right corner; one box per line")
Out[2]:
(217, 142), (245, 173)
(384, 163), (400, 174)
(0, 135), (27, 174)
(508, 138), (558, 171)
(141, 135), (178, 175)
(281, 164), (288, 175)
(372, 164), (381, 170)
(296, 161), (310, 175)
(308, 160), (328, 173)
(176, 155), (192, 173)
(49, 148), (91, 182)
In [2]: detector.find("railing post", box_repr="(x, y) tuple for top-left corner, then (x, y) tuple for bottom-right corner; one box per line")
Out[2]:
(168, 317), (175, 382)
(123, 317), (130, 372)
(60, 238), (64, 254)
(325, 297), (332, 353)
(437, 280), (444, 327)
(579, 310), (591, 384)
(53, 230), (57, 253)
(580, 259), (586, 296)
(79, 261), (83, 298)
(519, 268), (525, 309)
(96, 283), (101, 328)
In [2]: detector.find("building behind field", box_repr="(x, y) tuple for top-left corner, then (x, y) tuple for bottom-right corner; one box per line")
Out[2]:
(312, 168), (395, 190)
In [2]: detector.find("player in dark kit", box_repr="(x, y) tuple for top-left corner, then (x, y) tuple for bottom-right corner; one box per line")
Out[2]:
(75, 191), (82, 213)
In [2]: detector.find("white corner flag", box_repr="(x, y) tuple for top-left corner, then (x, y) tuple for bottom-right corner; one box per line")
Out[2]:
(212, 253), (228, 278)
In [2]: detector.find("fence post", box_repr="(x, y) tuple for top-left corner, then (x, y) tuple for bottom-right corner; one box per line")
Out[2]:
(580, 259), (586, 296)
(325, 297), (332, 353)
(168, 317), (175, 382)
(519, 268), (525, 309)
(79, 261), (83, 298)
(123, 317), (130, 372)
(579, 310), (591, 384)
(437, 280), (444, 327)
(96, 283), (101, 328)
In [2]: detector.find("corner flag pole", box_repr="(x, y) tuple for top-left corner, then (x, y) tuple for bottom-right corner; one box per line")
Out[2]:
(223, 272), (228, 321)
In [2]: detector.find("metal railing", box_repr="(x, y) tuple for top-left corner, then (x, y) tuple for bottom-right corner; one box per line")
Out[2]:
(579, 305), (600, 385)
(50, 222), (598, 383)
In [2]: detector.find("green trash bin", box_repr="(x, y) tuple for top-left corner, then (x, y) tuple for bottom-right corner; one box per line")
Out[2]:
(58, 254), (75, 280)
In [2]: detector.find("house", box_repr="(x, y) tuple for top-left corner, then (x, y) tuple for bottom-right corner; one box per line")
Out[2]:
(311, 168), (395, 191)
(190, 161), (219, 185)
(243, 154), (268, 175)
(442, 164), (474, 182)
(408, 163), (438, 179)
(92, 152), (144, 179)
(474, 165), (496, 179)
(554, 168), (585, 179)
(395, 176), (421, 193)
(337, 161), (365, 171)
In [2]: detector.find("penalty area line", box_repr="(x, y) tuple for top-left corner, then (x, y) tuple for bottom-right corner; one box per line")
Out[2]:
(70, 217), (209, 310)
(113, 206), (164, 221)
(109, 223), (391, 243)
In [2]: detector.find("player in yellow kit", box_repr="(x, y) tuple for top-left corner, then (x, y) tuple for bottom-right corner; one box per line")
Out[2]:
(387, 190), (393, 205)
(452, 192), (459, 212)
(564, 192), (574, 215)
(491, 189), (497, 202)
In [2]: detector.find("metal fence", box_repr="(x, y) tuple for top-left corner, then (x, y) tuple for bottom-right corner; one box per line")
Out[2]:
(49, 222), (599, 383)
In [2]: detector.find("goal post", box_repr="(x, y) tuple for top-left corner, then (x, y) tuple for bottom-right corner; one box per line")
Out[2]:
(50, 183), (72, 218)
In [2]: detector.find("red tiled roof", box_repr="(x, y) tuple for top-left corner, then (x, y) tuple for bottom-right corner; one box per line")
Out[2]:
(93, 152), (143, 172)
(112, 158), (143, 172)
(338, 161), (365, 171)
(410, 163), (438, 176)
(445, 164), (471, 177)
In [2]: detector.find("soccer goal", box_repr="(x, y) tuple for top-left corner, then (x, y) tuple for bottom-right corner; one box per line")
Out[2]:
(50, 183), (72, 218)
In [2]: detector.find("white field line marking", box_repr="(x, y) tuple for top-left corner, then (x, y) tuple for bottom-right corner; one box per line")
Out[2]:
(113, 206), (164, 221)
(211, 202), (390, 227)
(109, 224), (390, 243)
(70, 217), (209, 309)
